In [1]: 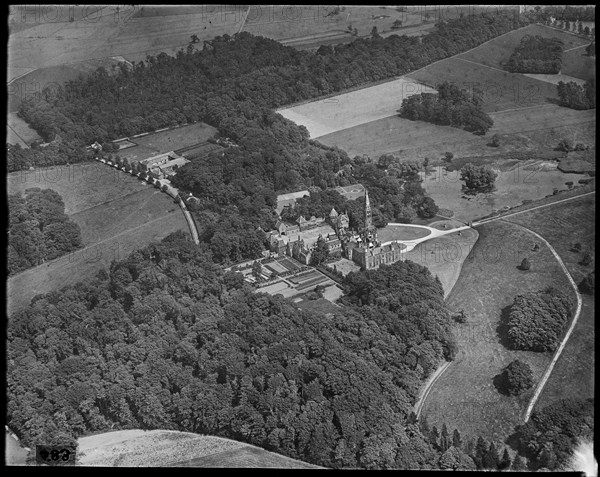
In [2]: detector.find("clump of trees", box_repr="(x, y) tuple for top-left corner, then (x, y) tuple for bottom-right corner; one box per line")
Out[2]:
(494, 359), (534, 395)
(504, 287), (574, 352)
(459, 163), (498, 192)
(399, 82), (494, 135)
(585, 41), (595, 57)
(8, 188), (83, 275)
(557, 79), (596, 110)
(505, 35), (564, 74)
(510, 398), (594, 471)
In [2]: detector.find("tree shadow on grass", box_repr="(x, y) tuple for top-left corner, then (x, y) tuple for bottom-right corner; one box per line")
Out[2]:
(493, 371), (511, 396)
(495, 304), (514, 350)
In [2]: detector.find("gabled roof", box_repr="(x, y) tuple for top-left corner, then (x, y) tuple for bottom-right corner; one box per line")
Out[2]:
(329, 208), (339, 217)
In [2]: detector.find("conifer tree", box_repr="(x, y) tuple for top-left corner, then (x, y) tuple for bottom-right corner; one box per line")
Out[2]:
(474, 436), (488, 469)
(441, 423), (450, 451)
(419, 414), (430, 435)
(482, 442), (499, 470)
(498, 447), (511, 470)
(452, 429), (462, 449)
(430, 426), (440, 449)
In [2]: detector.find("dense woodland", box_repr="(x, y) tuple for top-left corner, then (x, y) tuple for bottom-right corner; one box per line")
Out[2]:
(398, 82), (494, 134)
(557, 79), (596, 110)
(8, 232), (457, 469)
(8, 188), (82, 275)
(505, 35), (563, 74)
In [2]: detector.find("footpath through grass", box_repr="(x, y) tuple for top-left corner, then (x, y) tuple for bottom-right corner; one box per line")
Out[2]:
(421, 220), (574, 444)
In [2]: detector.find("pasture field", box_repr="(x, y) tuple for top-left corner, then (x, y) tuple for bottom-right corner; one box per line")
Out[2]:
(7, 6), (239, 83)
(523, 73), (587, 86)
(318, 103), (595, 164)
(421, 160), (592, 224)
(504, 195), (595, 411)
(5, 431), (29, 466)
(422, 220), (575, 442)
(404, 226), (479, 298)
(456, 23), (591, 71)
(277, 77), (436, 138)
(130, 123), (218, 154)
(243, 5), (425, 42)
(7, 112), (42, 147)
(7, 163), (149, 215)
(562, 47), (596, 82)
(7, 207), (187, 316)
(70, 188), (180, 245)
(406, 57), (559, 113)
(296, 295), (342, 316)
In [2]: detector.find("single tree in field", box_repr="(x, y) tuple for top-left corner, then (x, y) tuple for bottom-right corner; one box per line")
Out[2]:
(572, 242), (582, 253)
(490, 134), (501, 147)
(190, 34), (199, 44)
(444, 151), (454, 162)
(251, 260), (262, 281)
(519, 257), (531, 271)
(371, 26), (380, 38)
(392, 19), (403, 29)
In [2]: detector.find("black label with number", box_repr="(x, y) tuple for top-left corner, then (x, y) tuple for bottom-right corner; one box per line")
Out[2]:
(36, 445), (76, 466)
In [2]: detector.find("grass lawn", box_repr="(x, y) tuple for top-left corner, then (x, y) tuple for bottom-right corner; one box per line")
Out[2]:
(504, 194), (595, 412)
(296, 296), (341, 315)
(132, 123), (217, 154)
(378, 224), (431, 242)
(421, 220), (575, 443)
(405, 227), (479, 298)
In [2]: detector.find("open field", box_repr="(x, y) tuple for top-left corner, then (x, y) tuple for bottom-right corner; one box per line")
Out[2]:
(421, 220), (575, 442)
(504, 195), (595, 411)
(406, 57), (559, 113)
(523, 73), (587, 86)
(78, 429), (319, 468)
(456, 23), (591, 72)
(7, 163), (149, 215)
(5, 431), (29, 466)
(296, 295), (342, 316)
(277, 77), (435, 138)
(6, 112), (42, 147)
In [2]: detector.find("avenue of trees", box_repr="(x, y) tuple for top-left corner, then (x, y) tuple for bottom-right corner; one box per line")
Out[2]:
(505, 35), (564, 74)
(557, 79), (596, 110)
(8, 188), (82, 275)
(8, 232), (460, 469)
(504, 287), (574, 352)
(398, 82), (494, 135)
